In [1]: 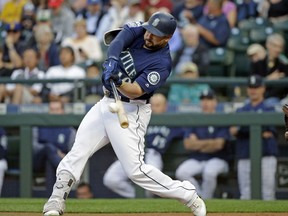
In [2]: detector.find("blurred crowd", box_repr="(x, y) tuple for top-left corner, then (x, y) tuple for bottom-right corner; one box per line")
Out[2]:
(0, 0), (287, 108)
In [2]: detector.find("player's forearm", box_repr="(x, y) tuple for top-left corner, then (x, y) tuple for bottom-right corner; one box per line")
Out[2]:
(117, 81), (144, 99)
(200, 138), (225, 153)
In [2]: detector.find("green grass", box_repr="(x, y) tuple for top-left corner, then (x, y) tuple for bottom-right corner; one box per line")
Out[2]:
(0, 198), (288, 213)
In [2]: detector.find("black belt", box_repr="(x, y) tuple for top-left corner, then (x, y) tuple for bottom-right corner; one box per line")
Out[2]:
(106, 94), (149, 104)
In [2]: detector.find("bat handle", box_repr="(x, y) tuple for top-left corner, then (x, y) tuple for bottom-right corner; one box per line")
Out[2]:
(109, 79), (129, 129)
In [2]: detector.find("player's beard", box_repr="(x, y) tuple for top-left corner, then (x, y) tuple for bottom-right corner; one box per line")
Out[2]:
(144, 40), (166, 50)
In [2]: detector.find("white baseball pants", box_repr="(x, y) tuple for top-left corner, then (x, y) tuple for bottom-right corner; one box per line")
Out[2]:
(238, 156), (277, 200)
(57, 97), (197, 206)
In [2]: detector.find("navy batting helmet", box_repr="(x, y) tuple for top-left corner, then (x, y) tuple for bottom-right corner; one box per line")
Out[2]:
(142, 12), (177, 37)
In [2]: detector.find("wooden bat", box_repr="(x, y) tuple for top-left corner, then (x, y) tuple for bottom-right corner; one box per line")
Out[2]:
(110, 80), (129, 129)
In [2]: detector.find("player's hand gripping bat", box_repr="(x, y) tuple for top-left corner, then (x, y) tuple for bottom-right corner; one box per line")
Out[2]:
(109, 80), (129, 129)
(282, 104), (288, 140)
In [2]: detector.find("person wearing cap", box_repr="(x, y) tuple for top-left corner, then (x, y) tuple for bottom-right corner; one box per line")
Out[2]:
(48, 0), (75, 44)
(175, 88), (231, 199)
(62, 17), (103, 64)
(43, 12), (206, 216)
(2, 22), (25, 72)
(1, 0), (27, 24)
(229, 75), (278, 200)
(168, 62), (210, 108)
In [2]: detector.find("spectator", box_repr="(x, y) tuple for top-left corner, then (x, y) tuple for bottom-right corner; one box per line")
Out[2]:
(236, 0), (258, 22)
(33, 101), (77, 194)
(84, 60), (103, 104)
(0, 127), (7, 196)
(1, 0), (27, 24)
(124, 0), (145, 24)
(230, 75), (278, 200)
(196, 0), (231, 48)
(247, 34), (288, 102)
(173, 0), (204, 28)
(5, 48), (45, 104)
(62, 18), (103, 65)
(19, 2), (37, 47)
(76, 182), (94, 199)
(103, 93), (185, 198)
(33, 24), (60, 71)
(175, 88), (231, 199)
(45, 46), (86, 103)
(1, 22), (25, 76)
(79, 0), (110, 40)
(104, 0), (145, 32)
(48, 0), (75, 44)
(168, 62), (210, 107)
(258, 0), (288, 24)
(203, 0), (237, 28)
(142, 0), (174, 21)
(173, 24), (209, 76)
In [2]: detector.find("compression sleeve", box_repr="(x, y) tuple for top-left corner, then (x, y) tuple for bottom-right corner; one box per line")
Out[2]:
(107, 27), (135, 60)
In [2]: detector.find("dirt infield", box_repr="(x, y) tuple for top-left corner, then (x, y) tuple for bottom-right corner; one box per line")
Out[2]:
(0, 213), (287, 216)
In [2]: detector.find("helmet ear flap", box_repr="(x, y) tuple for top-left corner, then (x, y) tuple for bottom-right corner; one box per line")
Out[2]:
(103, 28), (123, 46)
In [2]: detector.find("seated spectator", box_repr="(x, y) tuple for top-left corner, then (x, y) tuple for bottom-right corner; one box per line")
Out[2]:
(76, 182), (94, 199)
(236, 0), (258, 22)
(173, 24), (209, 76)
(19, 2), (37, 47)
(1, 22), (25, 77)
(175, 88), (231, 199)
(172, 0), (204, 28)
(33, 24), (60, 71)
(168, 62), (210, 107)
(124, 0), (145, 24)
(33, 101), (76, 194)
(1, 0), (27, 24)
(62, 18), (103, 65)
(45, 46), (86, 103)
(229, 75), (278, 200)
(103, 93), (185, 198)
(142, 0), (174, 21)
(258, 0), (288, 24)
(78, 0), (110, 40)
(196, 0), (231, 48)
(5, 48), (45, 104)
(247, 33), (288, 102)
(48, 0), (75, 44)
(203, 0), (237, 28)
(0, 127), (7, 196)
(84, 60), (103, 104)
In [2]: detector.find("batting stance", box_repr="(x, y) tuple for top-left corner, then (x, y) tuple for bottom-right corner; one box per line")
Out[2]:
(43, 12), (206, 216)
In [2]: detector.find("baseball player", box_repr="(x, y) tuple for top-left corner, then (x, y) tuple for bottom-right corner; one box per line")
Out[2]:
(175, 89), (231, 199)
(103, 93), (185, 198)
(230, 75), (278, 200)
(0, 128), (7, 196)
(43, 12), (206, 216)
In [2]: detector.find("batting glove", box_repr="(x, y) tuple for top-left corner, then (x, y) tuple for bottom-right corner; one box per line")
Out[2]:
(110, 74), (123, 87)
(101, 73), (112, 91)
(102, 57), (118, 83)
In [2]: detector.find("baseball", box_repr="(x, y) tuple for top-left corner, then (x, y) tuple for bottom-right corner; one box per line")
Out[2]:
(109, 102), (119, 113)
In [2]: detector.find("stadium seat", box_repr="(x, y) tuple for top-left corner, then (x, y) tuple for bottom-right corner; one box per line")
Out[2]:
(249, 26), (276, 44)
(238, 17), (272, 34)
(227, 28), (251, 77)
(207, 47), (235, 77)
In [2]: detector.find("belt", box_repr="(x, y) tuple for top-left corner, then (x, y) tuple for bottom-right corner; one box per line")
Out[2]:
(105, 94), (149, 104)
(105, 91), (149, 104)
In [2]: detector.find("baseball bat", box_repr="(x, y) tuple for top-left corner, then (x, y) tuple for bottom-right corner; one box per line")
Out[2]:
(110, 80), (129, 129)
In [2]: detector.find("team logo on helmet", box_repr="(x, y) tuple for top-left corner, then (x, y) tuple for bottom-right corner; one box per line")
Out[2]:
(147, 71), (160, 85)
(152, 18), (160, 27)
